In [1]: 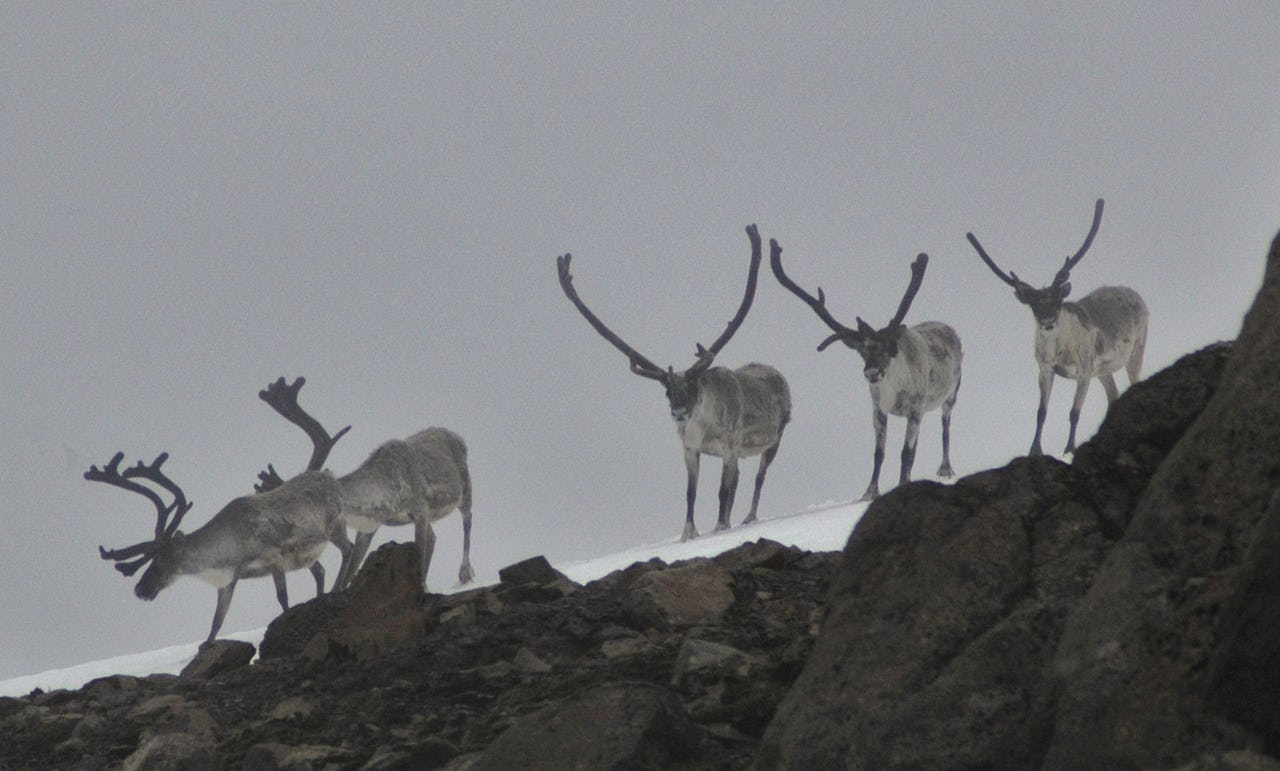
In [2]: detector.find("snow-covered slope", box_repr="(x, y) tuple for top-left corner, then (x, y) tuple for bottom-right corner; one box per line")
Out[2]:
(1, 500), (865, 697)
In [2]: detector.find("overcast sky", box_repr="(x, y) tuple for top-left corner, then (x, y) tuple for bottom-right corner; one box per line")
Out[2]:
(3, 4), (1277, 679)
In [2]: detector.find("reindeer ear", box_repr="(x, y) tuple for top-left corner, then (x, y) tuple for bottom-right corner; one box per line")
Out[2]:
(1058, 282), (1072, 299)
(1014, 284), (1034, 304)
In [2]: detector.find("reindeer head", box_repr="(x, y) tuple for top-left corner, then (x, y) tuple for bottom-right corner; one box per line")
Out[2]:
(86, 452), (193, 600)
(967, 198), (1105, 331)
(771, 240), (928, 385)
(557, 224), (763, 422)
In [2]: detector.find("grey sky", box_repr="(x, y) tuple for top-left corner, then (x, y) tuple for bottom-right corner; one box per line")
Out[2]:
(2, 4), (1277, 679)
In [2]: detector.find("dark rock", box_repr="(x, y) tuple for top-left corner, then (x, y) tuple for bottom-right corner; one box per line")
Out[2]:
(120, 732), (217, 771)
(260, 542), (426, 662)
(622, 558), (735, 629)
(498, 555), (569, 585)
(1073, 341), (1233, 535)
(179, 639), (255, 680)
(757, 457), (1109, 770)
(242, 741), (355, 770)
(464, 682), (701, 771)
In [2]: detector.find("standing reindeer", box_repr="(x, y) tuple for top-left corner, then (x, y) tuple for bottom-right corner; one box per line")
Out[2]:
(330, 427), (476, 592)
(966, 198), (1149, 455)
(771, 241), (962, 501)
(90, 377), (354, 643)
(557, 224), (791, 541)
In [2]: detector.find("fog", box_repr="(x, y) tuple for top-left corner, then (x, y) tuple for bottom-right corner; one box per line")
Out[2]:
(2, 4), (1277, 679)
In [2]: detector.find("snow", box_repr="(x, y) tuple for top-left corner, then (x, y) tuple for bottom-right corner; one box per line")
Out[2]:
(0, 499), (867, 698)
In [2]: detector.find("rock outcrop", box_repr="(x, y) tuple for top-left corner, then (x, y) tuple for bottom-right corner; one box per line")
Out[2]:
(1, 539), (836, 770)
(758, 231), (1280, 769)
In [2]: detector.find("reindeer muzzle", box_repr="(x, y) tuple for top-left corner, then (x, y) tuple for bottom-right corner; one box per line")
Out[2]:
(863, 368), (885, 384)
(671, 407), (689, 422)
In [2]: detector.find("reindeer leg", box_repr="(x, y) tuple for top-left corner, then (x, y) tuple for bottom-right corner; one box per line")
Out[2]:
(744, 433), (784, 525)
(458, 488), (475, 584)
(716, 457), (740, 532)
(309, 562), (326, 597)
(1031, 366), (1054, 456)
(415, 517), (437, 590)
(899, 412), (922, 487)
(1065, 377), (1091, 454)
(938, 388), (957, 478)
(325, 524), (352, 595)
(337, 529), (376, 592)
(271, 570), (289, 612)
(860, 407), (888, 502)
(1127, 327), (1147, 384)
(682, 448), (701, 541)
(207, 580), (237, 643)
(1099, 372), (1120, 403)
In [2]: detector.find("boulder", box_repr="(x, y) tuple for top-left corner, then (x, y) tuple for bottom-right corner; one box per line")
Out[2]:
(463, 682), (701, 771)
(756, 456), (1109, 770)
(622, 558), (735, 629)
(180, 639), (255, 680)
(260, 542), (426, 661)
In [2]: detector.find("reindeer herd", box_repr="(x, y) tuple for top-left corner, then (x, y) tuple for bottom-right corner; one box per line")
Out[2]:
(90, 199), (1149, 642)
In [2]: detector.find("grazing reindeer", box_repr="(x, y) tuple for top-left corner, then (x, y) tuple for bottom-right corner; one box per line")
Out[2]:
(90, 377), (354, 643)
(771, 241), (962, 501)
(966, 198), (1149, 455)
(557, 224), (791, 541)
(330, 427), (476, 592)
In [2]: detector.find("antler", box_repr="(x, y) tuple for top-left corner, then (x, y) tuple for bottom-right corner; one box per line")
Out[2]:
(769, 236), (861, 352)
(255, 376), (352, 492)
(87, 451), (193, 575)
(966, 230), (1023, 288)
(887, 253), (929, 329)
(688, 223), (763, 372)
(556, 253), (667, 380)
(1052, 198), (1105, 287)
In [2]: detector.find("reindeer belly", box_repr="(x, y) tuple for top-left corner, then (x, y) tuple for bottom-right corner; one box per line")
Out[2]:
(346, 509), (411, 533)
(193, 567), (237, 588)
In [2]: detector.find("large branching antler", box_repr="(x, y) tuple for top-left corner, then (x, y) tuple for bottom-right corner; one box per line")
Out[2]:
(254, 376), (352, 492)
(1052, 198), (1104, 288)
(557, 254), (668, 381)
(769, 236), (861, 351)
(87, 451), (193, 575)
(688, 223), (763, 373)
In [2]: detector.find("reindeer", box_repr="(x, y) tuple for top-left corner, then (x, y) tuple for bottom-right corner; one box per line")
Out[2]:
(90, 377), (355, 643)
(771, 241), (962, 501)
(329, 427), (476, 592)
(966, 198), (1149, 456)
(557, 224), (791, 541)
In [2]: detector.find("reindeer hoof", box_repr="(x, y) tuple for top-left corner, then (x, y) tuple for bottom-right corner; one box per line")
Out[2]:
(937, 464), (954, 479)
(680, 523), (699, 542)
(459, 563), (475, 585)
